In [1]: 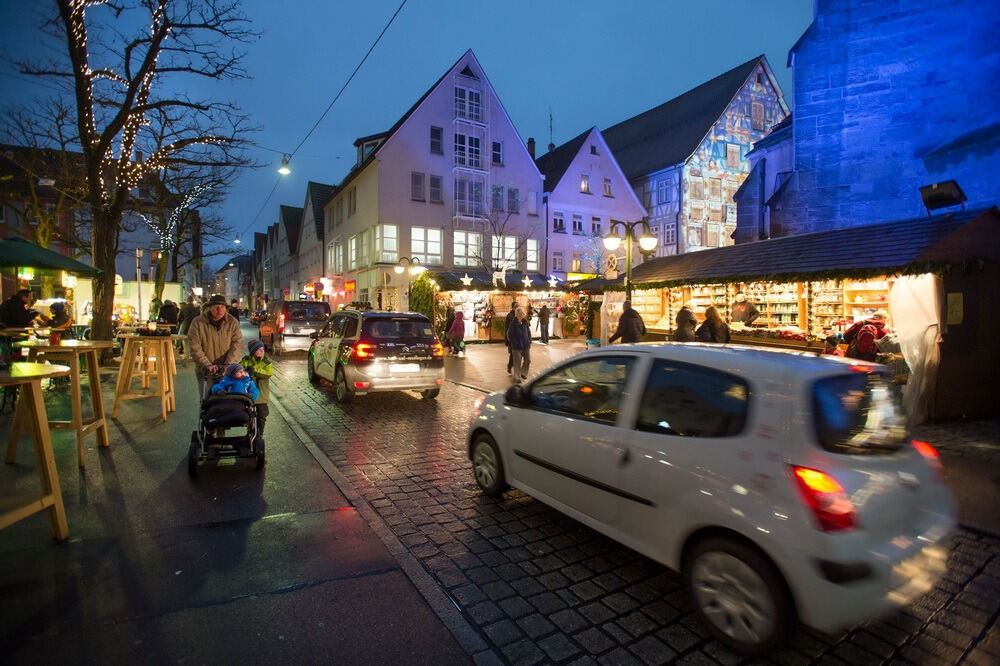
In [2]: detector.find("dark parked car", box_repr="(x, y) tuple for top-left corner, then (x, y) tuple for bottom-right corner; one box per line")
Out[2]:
(307, 310), (445, 401)
(249, 309), (266, 326)
(258, 300), (331, 353)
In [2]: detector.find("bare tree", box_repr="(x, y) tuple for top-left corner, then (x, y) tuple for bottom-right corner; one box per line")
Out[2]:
(14, 0), (258, 350)
(575, 232), (609, 276)
(470, 186), (543, 285)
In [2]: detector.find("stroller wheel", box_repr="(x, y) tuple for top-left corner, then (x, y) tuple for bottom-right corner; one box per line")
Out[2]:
(187, 439), (199, 478)
(254, 438), (266, 470)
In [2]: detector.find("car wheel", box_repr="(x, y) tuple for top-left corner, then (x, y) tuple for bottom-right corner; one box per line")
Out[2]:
(420, 388), (440, 399)
(471, 433), (506, 497)
(307, 353), (319, 385)
(684, 537), (793, 656)
(334, 367), (354, 403)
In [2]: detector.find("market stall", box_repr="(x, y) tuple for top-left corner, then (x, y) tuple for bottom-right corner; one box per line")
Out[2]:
(624, 207), (1000, 421)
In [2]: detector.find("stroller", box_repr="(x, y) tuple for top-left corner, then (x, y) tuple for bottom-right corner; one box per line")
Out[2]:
(188, 371), (265, 477)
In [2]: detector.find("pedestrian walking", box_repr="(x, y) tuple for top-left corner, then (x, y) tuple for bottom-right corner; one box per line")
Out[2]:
(506, 307), (532, 384)
(696, 306), (732, 343)
(187, 294), (243, 398)
(447, 311), (466, 356)
(537, 304), (550, 344)
(241, 339), (274, 434)
(609, 300), (647, 344)
(504, 307), (517, 373)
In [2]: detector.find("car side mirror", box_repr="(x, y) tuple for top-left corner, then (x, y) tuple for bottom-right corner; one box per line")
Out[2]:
(504, 385), (527, 406)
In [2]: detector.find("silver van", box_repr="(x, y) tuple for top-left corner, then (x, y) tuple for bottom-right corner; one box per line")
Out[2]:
(258, 300), (330, 353)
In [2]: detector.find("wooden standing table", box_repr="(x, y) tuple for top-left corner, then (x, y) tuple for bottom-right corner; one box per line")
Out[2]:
(0, 362), (71, 540)
(113, 334), (184, 422)
(10, 339), (114, 468)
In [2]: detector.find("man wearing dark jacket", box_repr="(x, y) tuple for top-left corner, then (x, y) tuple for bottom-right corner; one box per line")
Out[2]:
(609, 300), (646, 344)
(506, 307), (532, 384)
(504, 307), (517, 373)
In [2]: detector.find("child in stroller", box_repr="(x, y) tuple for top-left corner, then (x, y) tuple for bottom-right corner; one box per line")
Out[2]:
(188, 363), (265, 477)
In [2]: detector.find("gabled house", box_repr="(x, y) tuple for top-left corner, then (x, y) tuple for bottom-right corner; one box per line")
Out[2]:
(277, 205), (302, 298)
(602, 55), (789, 257)
(321, 49), (544, 310)
(294, 180), (335, 300)
(261, 222), (281, 300)
(535, 127), (646, 278)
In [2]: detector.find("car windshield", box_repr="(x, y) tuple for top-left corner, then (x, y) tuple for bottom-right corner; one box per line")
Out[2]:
(287, 304), (329, 320)
(812, 371), (907, 454)
(363, 318), (435, 339)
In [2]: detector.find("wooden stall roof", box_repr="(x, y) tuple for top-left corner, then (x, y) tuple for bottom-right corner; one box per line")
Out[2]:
(628, 207), (999, 289)
(430, 271), (573, 292)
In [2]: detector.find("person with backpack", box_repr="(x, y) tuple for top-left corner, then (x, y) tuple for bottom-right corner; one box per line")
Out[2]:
(843, 311), (889, 361)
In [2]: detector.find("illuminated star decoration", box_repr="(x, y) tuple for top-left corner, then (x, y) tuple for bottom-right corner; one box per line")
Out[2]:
(548, 275), (559, 289)
(460, 273), (473, 287)
(521, 275), (533, 289)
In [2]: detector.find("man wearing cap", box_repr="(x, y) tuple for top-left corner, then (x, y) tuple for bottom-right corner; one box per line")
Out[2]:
(188, 294), (243, 397)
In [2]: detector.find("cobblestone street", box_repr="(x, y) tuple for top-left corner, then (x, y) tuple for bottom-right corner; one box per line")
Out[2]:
(271, 358), (1000, 665)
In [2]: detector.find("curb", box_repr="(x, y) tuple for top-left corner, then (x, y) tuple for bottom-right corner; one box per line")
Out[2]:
(269, 385), (491, 662)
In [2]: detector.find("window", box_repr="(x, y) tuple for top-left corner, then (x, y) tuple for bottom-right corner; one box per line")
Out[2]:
(455, 176), (485, 216)
(663, 222), (676, 245)
(377, 224), (397, 262)
(349, 236), (358, 269)
(507, 187), (519, 213)
(335, 199), (344, 226)
(529, 357), (635, 424)
(492, 185), (504, 211)
(429, 175), (443, 203)
(706, 223), (720, 246)
(362, 141), (378, 160)
(333, 240), (343, 273)
(709, 202), (723, 223)
(411, 227), (442, 264)
(726, 143), (741, 169)
(454, 231), (481, 267)
(688, 226), (702, 247)
(572, 214), (584, 234)
(326, 241), (337, 270)
(603, 178), (612, 197)
(590, 144), (598, 155)
(656, 179), (673, 204)
(454, 133), (481, 168)
(411, 172), (425, 201)
(348, 187), (357, 216)
(726, 205), (737, 225)
(492, 141), (503, 164)
(571, 254), (582, 272)
(491, 234), (518, 270)
(580, 174), (590, 194)
(430, 126), (443, 154)
(635, 359), (749, 437)
(751, 102), (765, 131)
(591, 216), (602, 235)
(691, 203), (705, 222)
(709, 178), (722, 201)
(455, 86), (483, 122)
(527, 191), (538, 215)
(526, 239), (538, 272)
(812, 373), (906, 454)
(690, 178), (704, 200)
(359, 229), (370, 265)
(553, 212), (565, 233)
(552, 252), (564, 271)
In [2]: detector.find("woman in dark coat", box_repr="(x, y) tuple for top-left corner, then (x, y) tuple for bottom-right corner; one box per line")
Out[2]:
(673, 303), (698, 341)
(696, 306), (731, 343)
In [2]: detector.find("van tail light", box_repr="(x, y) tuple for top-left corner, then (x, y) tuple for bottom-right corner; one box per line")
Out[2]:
(432, 342), (444, 357)
(352, 342), (375, 359)
(912, 439), (945, 481)
(790, 466), (856, 532)
(277, 312), (285, 332)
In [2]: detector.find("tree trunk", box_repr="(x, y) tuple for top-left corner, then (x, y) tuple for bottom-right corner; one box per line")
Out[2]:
(90, 210), (119, 361)
(153, 250), (169, 301)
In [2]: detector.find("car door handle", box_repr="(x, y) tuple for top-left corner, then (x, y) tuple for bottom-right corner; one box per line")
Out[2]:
(617, 447), (630, 466)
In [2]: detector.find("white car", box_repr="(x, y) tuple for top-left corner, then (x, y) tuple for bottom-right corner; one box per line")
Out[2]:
(466, 343), (955, 655)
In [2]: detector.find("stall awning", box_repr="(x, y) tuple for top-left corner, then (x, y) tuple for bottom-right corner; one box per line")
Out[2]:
(629, 207), (999, 289)
(0, 237), (102, 277)
(430, 271), (573, 292)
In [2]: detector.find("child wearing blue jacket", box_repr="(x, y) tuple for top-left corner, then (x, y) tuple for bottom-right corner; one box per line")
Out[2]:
(211, 362), (260, 401)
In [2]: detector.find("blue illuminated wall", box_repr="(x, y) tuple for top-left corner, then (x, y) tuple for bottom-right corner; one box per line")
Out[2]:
(769, 0), (1000, 235)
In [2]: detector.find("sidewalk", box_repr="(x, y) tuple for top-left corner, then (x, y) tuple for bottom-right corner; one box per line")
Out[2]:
(0, 359), (469, 664)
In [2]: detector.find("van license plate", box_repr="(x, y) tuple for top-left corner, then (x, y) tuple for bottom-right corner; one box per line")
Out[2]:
(298, 328), (315, 335)
(389, 363), (419, 373)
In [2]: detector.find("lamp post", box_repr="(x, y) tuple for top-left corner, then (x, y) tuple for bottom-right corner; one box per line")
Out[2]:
(394, 256), (425, 311)
(602, 220), (657, 301)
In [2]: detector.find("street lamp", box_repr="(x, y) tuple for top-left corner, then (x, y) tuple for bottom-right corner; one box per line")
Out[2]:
(395, 256), (425, 310)
(603, 220), (657, 301)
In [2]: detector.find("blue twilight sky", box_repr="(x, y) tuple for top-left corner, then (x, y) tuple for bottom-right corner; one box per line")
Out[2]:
(0, 0), (813, 260)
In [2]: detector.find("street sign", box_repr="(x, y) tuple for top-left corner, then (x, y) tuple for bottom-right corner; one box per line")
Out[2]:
(605, 255), (618, 271)
(604, 270), (618, 280)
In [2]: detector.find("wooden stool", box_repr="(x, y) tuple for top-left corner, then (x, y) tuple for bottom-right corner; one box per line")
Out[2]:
(112, 336), (176, 422)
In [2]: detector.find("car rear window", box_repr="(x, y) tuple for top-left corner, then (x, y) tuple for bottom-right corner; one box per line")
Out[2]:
(812, 372), (907, 454)
(363, 317), (435, 339)
(286, 303), (329, 320)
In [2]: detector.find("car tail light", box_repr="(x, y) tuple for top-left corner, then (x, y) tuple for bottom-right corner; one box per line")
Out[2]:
(277, 312), (285, 332)
(353, 342), (375, 359)
(912, 439), (945, 480)
(432, 342), (444, 357)
(790, 466), (856, 532)
(354, 381), (371, 389)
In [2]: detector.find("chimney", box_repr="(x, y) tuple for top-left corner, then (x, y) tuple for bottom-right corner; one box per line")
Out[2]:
(548, 143), (555, 153)
(527, 137), (535, 159)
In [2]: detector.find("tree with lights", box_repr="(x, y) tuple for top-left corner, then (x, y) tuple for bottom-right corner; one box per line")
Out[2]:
(14, 0), (257, 354)
(469, 186), (543, 282)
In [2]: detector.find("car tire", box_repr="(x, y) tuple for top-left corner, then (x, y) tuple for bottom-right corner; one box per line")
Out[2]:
(471, 433), (506, 497)
(684, 537), (793, 656)
(420, 388), (440, 400)
(334, 368), (354, 403)
(307, 353), (319, 385)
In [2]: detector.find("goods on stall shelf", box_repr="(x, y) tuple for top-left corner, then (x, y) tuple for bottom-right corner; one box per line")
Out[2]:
(629, 289), (663, 326)
(843, 279), (892, 319)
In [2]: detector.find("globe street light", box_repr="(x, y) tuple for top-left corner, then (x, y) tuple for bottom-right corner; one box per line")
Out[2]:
(602, 220), (657, 301)
(395, 256), (425, 310)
